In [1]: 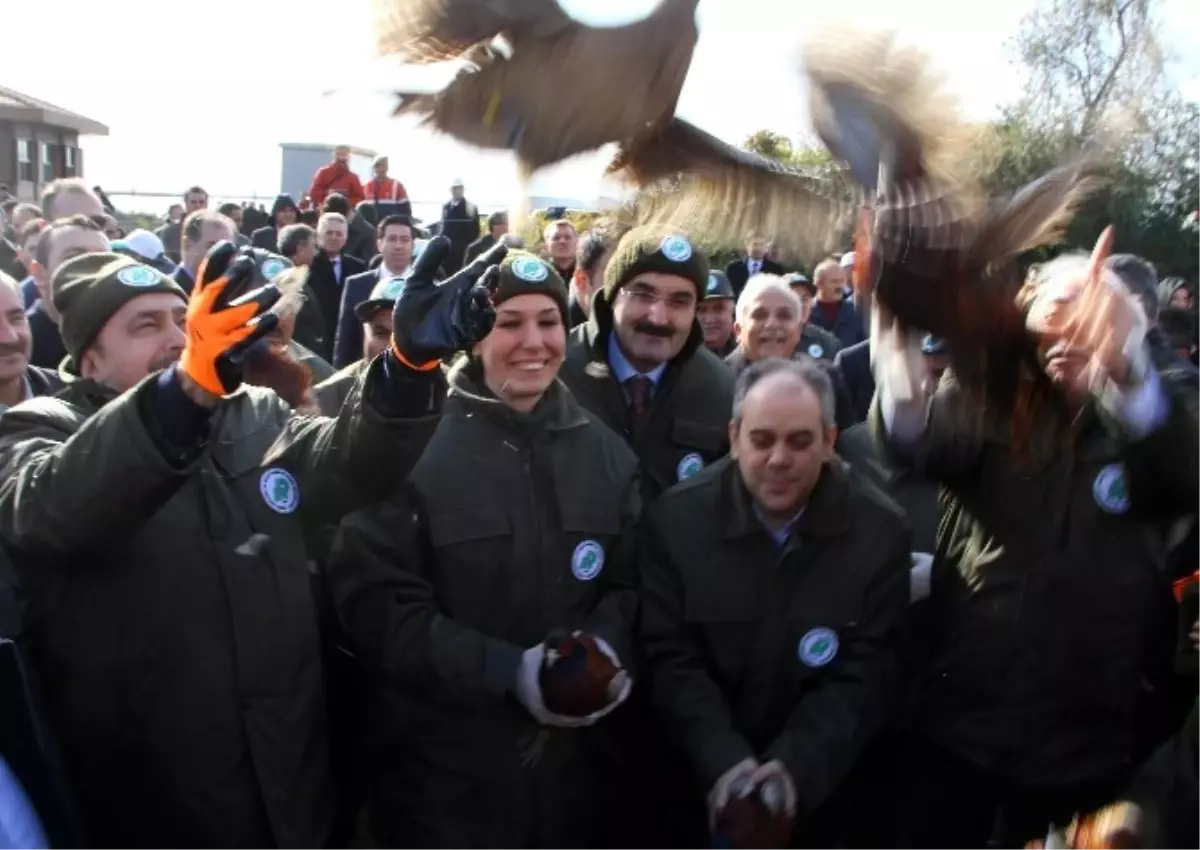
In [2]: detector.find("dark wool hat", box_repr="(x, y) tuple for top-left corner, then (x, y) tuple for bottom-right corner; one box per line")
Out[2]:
(493, 251), (569, 322)
(52, 252), (188, 367)
(703, 270), (735, 300)
(602, 226), (709, 302)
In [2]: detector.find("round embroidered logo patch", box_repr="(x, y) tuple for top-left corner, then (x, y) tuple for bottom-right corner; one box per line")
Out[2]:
(676, 452), (704, 482)
(512, 256), (549, 282)
(260, 257), (288, 281)
(798, 627), (839, 668)
(807, 343), (824, 358)
(381, 277), (407, 299)
(259, 468), (300, 514)
(1092, 463), (1130, 514)
(660, 235), (693, 263)
(571, 540), (605, 581)
(116, 265), (161, 287)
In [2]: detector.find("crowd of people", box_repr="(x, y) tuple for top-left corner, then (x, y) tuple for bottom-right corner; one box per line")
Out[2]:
(0, 135), (1195, 850)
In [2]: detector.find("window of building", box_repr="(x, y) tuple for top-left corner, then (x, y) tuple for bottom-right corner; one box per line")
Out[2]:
(64, 146), (77, 176)
(40, 142), (54, 182)
(16, 139), (33, 182)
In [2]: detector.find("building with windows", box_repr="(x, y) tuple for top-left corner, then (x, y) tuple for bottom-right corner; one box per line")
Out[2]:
(0, 86), (108, 202)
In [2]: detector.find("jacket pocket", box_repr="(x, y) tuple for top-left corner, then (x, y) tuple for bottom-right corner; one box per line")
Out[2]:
(426, 507), (512, 629)
(558, 501), (623, 616)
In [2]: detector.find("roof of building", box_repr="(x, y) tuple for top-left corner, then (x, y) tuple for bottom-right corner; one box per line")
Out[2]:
(279, 142), (377, 158)
(0, 86), (108, 136)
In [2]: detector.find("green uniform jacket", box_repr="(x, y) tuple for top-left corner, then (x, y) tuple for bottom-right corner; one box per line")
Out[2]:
(329, 360), (640, 847)
(314, 359), (369, 416)
(0, 361), (440, 848)
(640, 455), (910, 816)
(869, 374), (1198, 785)
(559, 293), (734, 501)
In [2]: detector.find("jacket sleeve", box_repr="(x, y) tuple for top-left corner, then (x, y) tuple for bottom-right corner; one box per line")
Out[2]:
(583, 474), (641, 668)
(0, 378), (199, 564)
(307, 165), (332, 208)
(333, 277), (365, 368)
(868, 378), (984, 490)
(265, 355), (443, 525)
(1111, 372), (1198, 520)
(328, 492), (525, 699)
(762, 527), (910, 813)
(640, 506), (757, 788)
(346, 175), (365, 208)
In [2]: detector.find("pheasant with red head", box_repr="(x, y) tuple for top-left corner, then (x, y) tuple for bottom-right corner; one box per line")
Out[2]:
(712, 775), (795, 849)
(539, 629), (629, 717)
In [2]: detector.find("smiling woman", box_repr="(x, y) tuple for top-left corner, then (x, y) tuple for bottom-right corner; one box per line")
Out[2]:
(326, 249), (644, 846)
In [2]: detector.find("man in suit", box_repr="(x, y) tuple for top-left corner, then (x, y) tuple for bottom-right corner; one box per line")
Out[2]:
(303, 213), (366, 362)
(809, 258), (865, 349)
(439, 179), (480, 275)
(155, 187), (207, 263)
(174, 210), (236, 295)
(833, 339), (873, 425)
(333, 214), (415, 367)
(725, 234), (783, 297)
(0, 271), (62, 409)
(464, 211), (508, 264)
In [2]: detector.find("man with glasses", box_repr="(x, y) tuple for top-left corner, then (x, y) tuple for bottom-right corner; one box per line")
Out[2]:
(560, 225), (734, 502)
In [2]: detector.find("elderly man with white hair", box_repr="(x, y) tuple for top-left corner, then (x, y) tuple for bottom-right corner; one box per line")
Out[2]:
(725, 274), (853, 430)
(725, 274), (843, 375)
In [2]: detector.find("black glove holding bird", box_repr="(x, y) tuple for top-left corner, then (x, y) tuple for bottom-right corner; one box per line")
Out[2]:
(389, 235), (508, 370)
(178, 241), (281, 402)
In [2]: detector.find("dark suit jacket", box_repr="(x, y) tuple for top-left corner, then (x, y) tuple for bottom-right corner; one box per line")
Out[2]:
(832, 339), (873, 426)
(810, 296), (866, 349)
(305, 252), (367, 362)
(724, 257), (784, 296)
(26, 306), (66, 371)
(343, 216), (375, 265)
(464, 233), (496, 265)
(171, 265), (196, 296)
(333, 268), (383, 368)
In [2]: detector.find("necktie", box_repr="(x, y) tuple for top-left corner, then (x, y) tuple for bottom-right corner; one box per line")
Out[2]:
(624, 376), (652, 434)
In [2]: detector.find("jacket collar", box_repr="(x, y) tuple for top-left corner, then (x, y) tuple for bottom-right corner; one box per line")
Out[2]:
(446, 358), (588, 432)
(718, 454), (853, 541)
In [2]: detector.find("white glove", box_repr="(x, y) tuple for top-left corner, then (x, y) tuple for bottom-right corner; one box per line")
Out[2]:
(910, 552), (934, 602)
(513, 644), (594, 728)
(749, 760), (798, 818)
(707, 757), (760, 829)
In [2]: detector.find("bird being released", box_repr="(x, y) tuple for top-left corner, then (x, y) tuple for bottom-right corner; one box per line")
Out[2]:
(799, 23), (1107, 420)
(374, 0), (700, 175)
(712, 776), (795, 849)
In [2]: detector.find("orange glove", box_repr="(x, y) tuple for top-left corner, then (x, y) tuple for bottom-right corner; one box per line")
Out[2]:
(179, 242), (281, 397)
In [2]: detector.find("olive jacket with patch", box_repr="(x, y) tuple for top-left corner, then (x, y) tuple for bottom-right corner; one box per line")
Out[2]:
(328, 361), (641, 847)
(640, 455), (911, 817)
(0, 360), (441, 848)
(870, 374), (1198, 786)
(559, 293), (734, 501)
(314, 359), (369, 416)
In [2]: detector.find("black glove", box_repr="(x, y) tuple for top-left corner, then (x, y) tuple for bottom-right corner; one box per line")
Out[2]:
(390, 236), (508, 368)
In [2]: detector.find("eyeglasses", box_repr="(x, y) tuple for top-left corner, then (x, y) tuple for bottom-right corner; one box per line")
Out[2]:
(619, 285), (696, 312)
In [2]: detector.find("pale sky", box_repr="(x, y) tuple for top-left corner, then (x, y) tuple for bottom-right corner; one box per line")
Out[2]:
(5, 0), (1198, 215)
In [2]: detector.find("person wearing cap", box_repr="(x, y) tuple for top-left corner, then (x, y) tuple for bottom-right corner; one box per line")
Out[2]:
(810, 258), (865, 349)
(725, 234), (784, 298)
(112, 228), (177, 275)
(27, 214), (110, 371)
(314, 274), (404, 415)
(465, 211), (509, 265)
(439, 178), (480, 275)
(0, 237), (500, 847)
(363, 155), (408, 206)
(559, 225), (734, 501)
(307, 145), (365, 210)
(1107, 254), (1199, 395)
(328, 249), (638, 847)
(697, 269), (737, 356)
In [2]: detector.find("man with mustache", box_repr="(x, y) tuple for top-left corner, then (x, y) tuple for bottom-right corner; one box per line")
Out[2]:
(559, 225), (734, 500)
(0, 272), (60, 410)
(0, 242), (461, 848)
